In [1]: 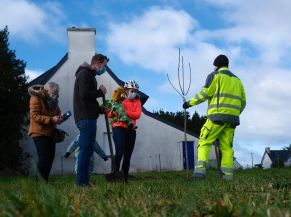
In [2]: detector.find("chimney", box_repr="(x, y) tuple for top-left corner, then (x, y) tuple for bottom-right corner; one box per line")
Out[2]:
(67, 27), (96, 59)
(265, 147), (270, 154)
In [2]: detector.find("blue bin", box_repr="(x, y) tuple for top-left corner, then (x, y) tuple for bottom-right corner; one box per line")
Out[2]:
(182, 141), (195, 169)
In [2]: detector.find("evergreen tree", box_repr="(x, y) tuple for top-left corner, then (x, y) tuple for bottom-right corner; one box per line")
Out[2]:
(153, 109), (206, 136)
(0, 26), (29, 174)
(190, 111), (207, 135)
(282, 144), (291, 153)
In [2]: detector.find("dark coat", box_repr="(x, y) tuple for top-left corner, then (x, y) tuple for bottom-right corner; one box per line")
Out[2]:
(73, 62), (104, 122)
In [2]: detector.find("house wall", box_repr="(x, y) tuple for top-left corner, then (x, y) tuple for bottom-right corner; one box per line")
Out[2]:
(285, 157), (291, 167)
(23, 54), (204, 174)
(261, 153), (272, 169)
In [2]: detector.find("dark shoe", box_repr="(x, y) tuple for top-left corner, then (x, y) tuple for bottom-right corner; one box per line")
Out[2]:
(77, 183), (91, 187)
(105, 172), (124, 182)
(105, 173), (117, 182)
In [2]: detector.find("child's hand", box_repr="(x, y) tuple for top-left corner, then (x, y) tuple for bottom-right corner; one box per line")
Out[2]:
(113, 111), (119, 117)
(103, 107), (111, 114)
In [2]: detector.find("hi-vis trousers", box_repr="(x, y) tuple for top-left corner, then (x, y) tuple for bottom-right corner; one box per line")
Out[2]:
(194, 119), (235, 179)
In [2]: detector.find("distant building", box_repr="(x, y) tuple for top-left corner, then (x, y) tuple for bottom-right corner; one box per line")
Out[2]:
(261, 147), (291, 169)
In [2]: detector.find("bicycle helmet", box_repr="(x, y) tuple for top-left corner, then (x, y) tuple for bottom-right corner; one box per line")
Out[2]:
(124, 80), (139, 90)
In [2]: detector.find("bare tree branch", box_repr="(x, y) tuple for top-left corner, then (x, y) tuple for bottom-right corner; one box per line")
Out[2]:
(166, 48), (192, 179)
(185, 62), (192, 95)
(182, 56), (185, 95)
(167, 73), (184, 98)
(177, 48), (183, 95)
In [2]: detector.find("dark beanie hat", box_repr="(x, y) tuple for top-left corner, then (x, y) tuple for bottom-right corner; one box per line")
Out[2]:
(213, 54), (229, 68)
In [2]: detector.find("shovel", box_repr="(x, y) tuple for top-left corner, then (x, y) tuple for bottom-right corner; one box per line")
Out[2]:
(102, 95), (118, 181)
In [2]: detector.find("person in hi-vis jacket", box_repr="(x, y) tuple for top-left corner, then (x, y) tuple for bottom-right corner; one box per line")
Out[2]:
(183, 55), (246, 180)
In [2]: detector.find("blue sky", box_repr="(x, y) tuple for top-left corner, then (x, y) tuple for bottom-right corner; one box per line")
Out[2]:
(1, 0), (291, 167)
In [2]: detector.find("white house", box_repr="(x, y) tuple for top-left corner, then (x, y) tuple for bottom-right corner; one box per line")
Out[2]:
(261, 147), (291, 169)
(23, 27), (218, 175)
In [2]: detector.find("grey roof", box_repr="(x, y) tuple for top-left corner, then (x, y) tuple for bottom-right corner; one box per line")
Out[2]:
(105, 66), (149, 105)
(28, 53), (198, 138)
(267, 150), (290, 162)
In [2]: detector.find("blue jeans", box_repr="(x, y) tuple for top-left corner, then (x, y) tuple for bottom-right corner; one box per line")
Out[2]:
(112, 127), (136, 181)
(76, 119), (97, 186)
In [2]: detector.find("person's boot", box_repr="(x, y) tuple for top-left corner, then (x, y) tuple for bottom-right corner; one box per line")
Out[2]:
(105, 172), (117, 182)
(222, 173), (233, 181)
(192, 166), (206, 180)
(191, 172), (206, 180)
(121, 170), (129, 184)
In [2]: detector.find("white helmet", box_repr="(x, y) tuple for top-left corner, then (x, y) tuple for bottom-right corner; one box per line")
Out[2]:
(124, 80), (139, 90)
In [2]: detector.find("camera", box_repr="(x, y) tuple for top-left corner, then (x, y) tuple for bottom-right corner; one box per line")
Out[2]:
(62, 110), (72, 121)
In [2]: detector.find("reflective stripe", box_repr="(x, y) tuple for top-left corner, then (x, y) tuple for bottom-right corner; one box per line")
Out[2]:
(200, 91), (208, 99)
(196, 161), (207, 167)
(208, 104), (241, 111)
(195, 94), (203, 103)
(214, 93), (242, 101)
(221, 167), (233, 174)
(208, 114), (239, 125)
(195, 91), (208, 103)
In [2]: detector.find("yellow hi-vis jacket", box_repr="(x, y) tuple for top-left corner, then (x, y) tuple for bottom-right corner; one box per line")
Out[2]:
(189, 67), (246, 126)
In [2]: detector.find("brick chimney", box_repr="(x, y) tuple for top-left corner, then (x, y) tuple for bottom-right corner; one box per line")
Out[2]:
(67, 27), (96, 59)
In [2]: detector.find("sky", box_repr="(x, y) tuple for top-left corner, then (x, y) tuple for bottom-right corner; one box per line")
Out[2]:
(1, 0), (291, 167)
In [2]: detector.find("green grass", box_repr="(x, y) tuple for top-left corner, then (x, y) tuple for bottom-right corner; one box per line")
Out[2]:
(0, 168), (290, 217)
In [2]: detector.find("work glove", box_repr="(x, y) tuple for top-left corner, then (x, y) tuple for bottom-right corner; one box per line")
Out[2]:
(64, 152), (70, 158)
(183, 101), (191, 109)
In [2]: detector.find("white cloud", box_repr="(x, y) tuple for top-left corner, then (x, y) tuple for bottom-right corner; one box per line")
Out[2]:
(106, 7), (198, 73)
(0, 0), (66, 42)
(25, 69), (41, 82)
(201, 0), (291, 66)
(106, 4), (291, 166)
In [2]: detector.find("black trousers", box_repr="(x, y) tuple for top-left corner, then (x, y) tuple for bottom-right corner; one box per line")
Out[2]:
(33, 136), (56, 181)
(112, 127), (136, 181)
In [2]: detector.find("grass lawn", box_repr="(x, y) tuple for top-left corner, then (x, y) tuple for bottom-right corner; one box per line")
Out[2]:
(0, 168), (290, 217)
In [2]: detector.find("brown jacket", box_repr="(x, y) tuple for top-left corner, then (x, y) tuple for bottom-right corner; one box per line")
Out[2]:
(28, 85), (61, 137)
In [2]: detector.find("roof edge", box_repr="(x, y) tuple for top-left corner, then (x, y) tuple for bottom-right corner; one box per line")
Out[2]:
(106, 66), (149, 105)
(28, 53), (68, 86)
(142, 107), (199, 138)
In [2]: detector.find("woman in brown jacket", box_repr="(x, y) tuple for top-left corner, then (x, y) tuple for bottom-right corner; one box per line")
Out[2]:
(28, 82), (62, 181)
